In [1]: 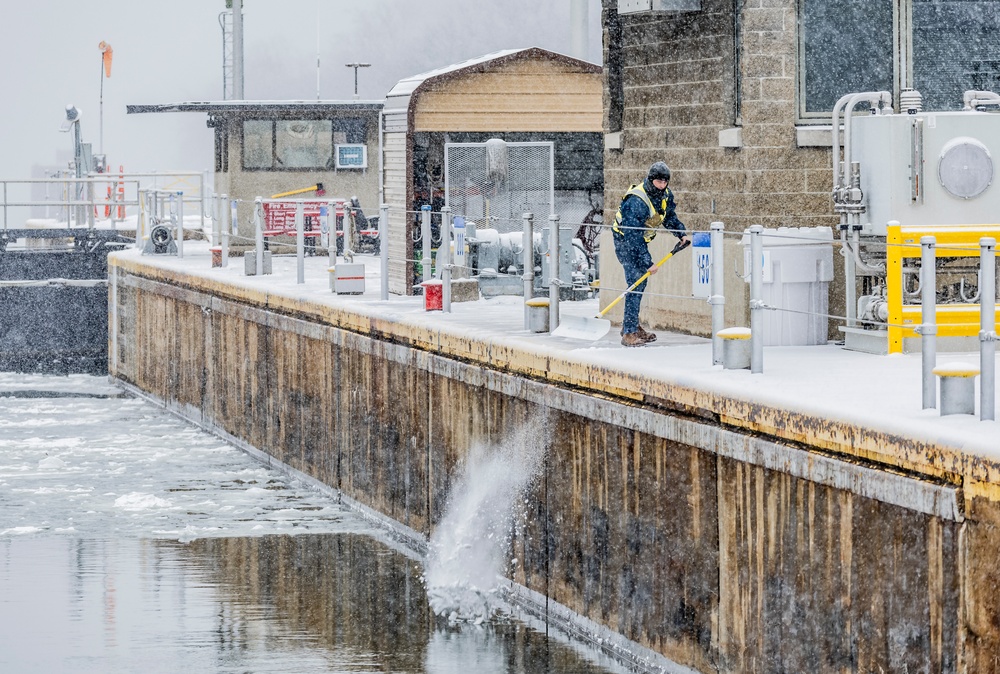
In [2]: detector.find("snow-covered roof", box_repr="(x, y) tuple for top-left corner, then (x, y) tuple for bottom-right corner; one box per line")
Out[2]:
(384, 46), (600, 114)
(127, 100), (384, 115)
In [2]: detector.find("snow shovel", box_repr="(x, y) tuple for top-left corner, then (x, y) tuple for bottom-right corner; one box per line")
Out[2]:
(552, 239), (691, 341)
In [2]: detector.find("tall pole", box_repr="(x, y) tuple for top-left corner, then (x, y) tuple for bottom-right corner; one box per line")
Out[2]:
(233, 0), (244, 99)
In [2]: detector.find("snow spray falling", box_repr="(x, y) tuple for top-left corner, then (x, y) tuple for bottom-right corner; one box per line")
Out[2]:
(424, 417), (548, 623)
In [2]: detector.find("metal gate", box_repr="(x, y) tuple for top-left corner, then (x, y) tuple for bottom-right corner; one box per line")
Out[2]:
(444, 141), (554, 234)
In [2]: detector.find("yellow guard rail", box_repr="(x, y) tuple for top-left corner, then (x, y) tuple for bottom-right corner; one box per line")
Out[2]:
(886, 223), (1000, 354)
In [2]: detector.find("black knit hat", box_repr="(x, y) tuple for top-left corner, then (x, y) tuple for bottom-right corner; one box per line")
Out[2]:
(648, 161), (671, 181)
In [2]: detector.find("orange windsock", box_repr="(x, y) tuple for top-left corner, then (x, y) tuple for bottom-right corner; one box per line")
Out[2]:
(99, 41), (113, 78)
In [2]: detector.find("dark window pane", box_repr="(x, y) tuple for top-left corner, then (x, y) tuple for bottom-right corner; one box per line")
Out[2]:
(913, 0), (1000, 111)
(801, 0), (893, 114)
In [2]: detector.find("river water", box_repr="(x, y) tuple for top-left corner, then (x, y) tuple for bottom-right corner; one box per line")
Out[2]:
(0, 374), (629, 674)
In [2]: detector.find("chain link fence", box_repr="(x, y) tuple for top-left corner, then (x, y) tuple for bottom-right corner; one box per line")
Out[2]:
(444, 141), (554, 234)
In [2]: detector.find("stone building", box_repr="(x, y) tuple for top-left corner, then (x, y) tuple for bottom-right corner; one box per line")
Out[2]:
(599, 0), (1000, 338)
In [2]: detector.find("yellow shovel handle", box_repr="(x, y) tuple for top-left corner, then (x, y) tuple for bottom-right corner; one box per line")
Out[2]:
(598, 239), (691, 318)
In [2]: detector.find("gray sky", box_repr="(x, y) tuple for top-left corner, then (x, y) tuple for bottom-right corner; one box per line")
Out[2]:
(0, 0), (602, 182)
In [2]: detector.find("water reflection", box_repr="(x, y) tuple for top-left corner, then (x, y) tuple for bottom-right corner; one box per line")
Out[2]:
(0, 533), (625, 673)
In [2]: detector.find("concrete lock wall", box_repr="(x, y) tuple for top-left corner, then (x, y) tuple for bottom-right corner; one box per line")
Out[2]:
(110, 260), (1000, 673)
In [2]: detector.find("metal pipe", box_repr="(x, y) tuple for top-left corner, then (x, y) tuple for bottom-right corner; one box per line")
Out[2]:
(921, 236), (937, 410)
(380, 203), (389, 301)
(548, 213), (561, 333)
(421, 204), (432, 284)
(220, 195), (229, 267)
(981, 237), (996, 421)
(831, 93), (855, 197)
(254, 196), (264, 276)
(523, 212), (535, 330)
(843, 91), (892, 189)
(843, 228), (857, 328)
(710, 221), (725, 365)
(441, 206), (452, 313)
(296, 200), (305, 284)
(750, 225), (763, 373)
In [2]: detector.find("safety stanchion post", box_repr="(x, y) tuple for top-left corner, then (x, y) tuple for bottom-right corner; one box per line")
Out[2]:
(254, 197), (264, 277)
(441, 206), (453, 312)
(749, 225), (763, 373)
(172, 191), (184, 259)
(710, 221), (725, 365)
(296, 200), (305, 284)
(380, 203), (389, 301)
(421, 204), (432, 284)
(548, 213), (561, 334)
(523, 212), (535, 330)
(919, 236), (937, 409)
(981, 237), (997, 421)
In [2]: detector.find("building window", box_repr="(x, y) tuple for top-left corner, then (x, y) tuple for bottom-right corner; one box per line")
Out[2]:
(798, 0), (1000, 120)
(241, 118), (366, 171)
(243, 120), (274, 169)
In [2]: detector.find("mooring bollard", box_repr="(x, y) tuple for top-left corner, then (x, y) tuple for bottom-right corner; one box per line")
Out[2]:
(526, 298), (549, 333)
(934, 363), (979, 416)
(718, 327), (751, 370)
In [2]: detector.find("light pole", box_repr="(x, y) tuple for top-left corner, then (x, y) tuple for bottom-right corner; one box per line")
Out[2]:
(345, 62), (370, 99)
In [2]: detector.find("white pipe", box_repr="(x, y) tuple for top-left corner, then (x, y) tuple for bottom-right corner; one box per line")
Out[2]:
(842, 91), (891, 192)
(831, 93), (855, 196)
(963, 90), (1000, 110)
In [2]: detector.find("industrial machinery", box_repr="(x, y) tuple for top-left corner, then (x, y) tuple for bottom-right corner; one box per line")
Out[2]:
(465, 224), (594, 300)
(833, 89), (1000, 354)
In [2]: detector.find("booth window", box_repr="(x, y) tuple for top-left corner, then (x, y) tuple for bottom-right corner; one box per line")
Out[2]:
(798, 0), (1000, 120)
(242, 118), (366, 170)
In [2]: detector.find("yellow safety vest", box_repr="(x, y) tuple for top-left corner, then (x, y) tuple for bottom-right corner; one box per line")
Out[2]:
(613, 183), (669, 242)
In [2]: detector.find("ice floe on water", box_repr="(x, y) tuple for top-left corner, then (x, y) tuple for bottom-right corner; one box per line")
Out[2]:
(0, 374), (362, 542)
